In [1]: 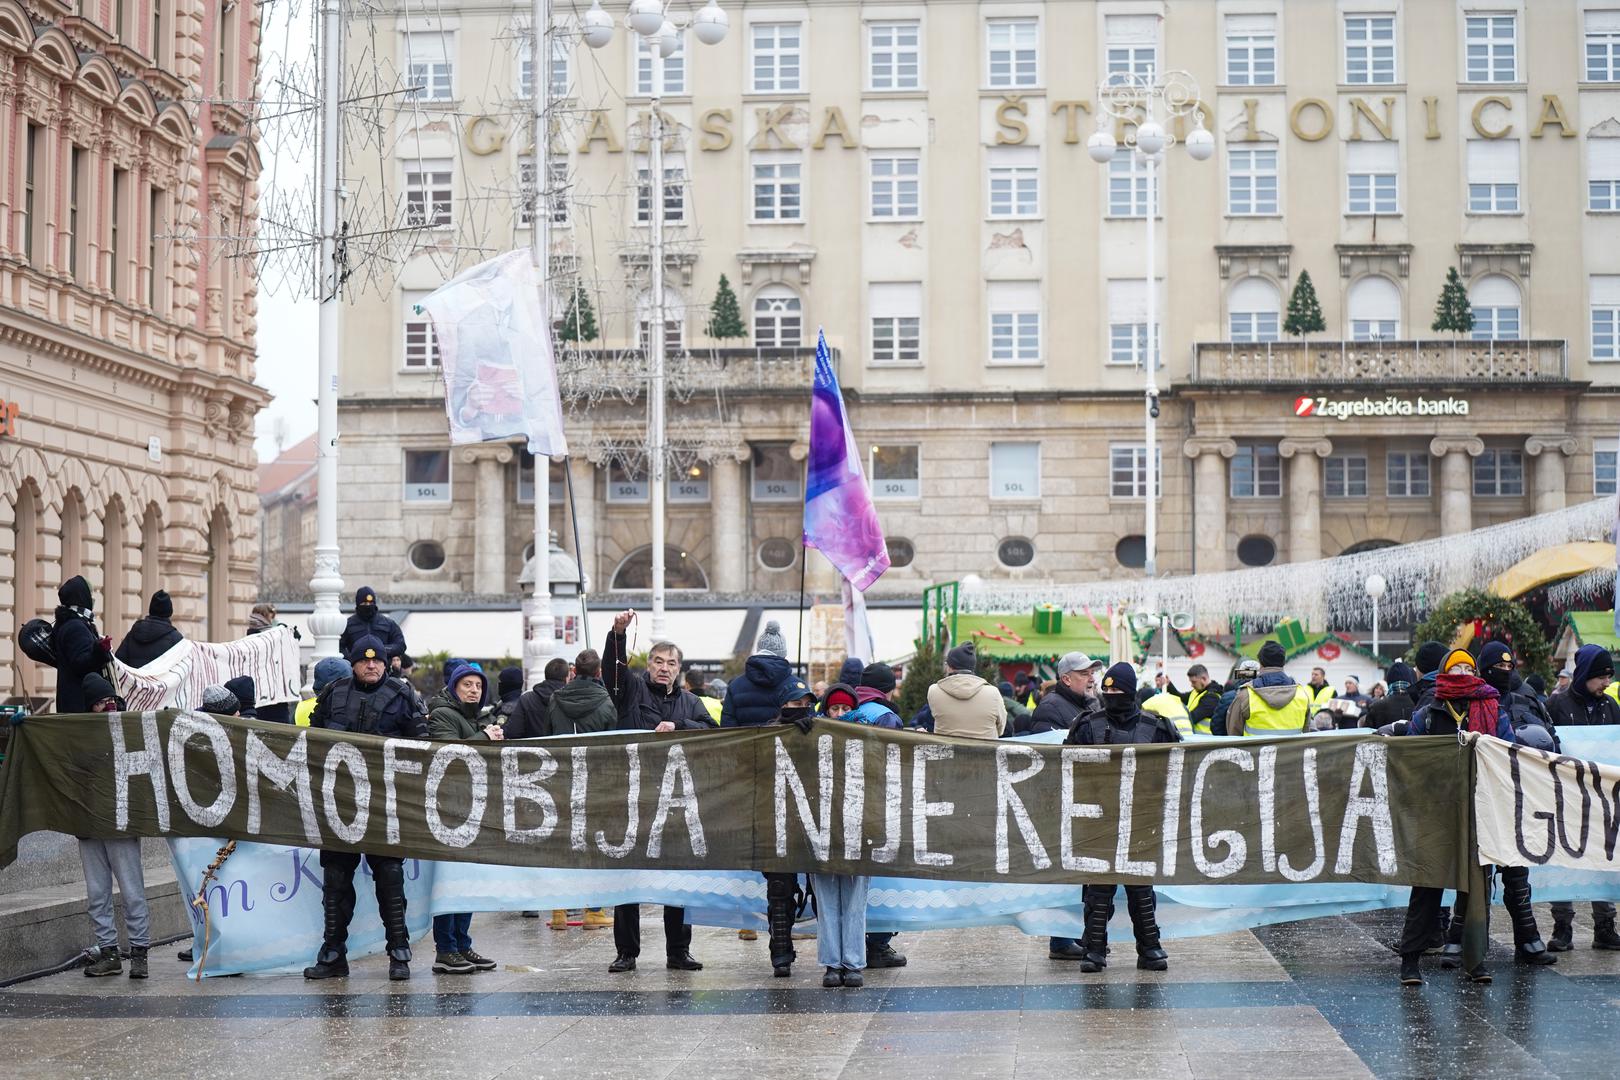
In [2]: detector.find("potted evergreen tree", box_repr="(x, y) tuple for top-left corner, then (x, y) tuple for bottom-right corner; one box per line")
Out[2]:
(1431, 266), (1475, 368)
(706, 274), (747, 342)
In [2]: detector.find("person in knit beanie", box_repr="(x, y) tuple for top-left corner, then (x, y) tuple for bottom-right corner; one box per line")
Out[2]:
(757, 621), (788, 659)
(721, 621), (792, 727)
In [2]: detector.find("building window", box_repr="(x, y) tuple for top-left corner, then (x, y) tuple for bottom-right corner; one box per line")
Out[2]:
(606, 460), (650, 503)
(1110, 444), (1161, 499)
(999, 537), (1036, 568)
(404, 31), (453, 101)
(1346, 142), (1398, 214)
(751, 22), (802, 93)
(152, 0), (165, 65)
(1114, 536), (1146, 569)
(1589, 138), (1620, 211)
(990, 442), (1040, 500)
(752, 286), (802, 347)
(1464, 13), (1516, 82)
(1592, 275), (1620, 360)
(519, 38), (572, 99)
(1344, 13), (1395, 85)
(988, 148), (1040, 218)
(612, 546), (708, 590)
(408, 541), (446, 572)
(518, 155), (536, 226)
(1236, 535), (1277, 567)
(404, 450), (451, 503)
(1348, 276), (1401, 341)
(885, 537), (916, 568)
(217, 0), (234, 96)
(1387, 451), (1431, 497)
(405, 158), (453, 226)
(869, 154), (920, 219)
(1589, 10), (1620, 81)
(637, 296), (684, 351)
(1108, 147), (1155, 217)
(1231, 443), (1282, 498)
(751, 443), (802, 502)
(868, 21), (920, 90)
(758, 538), (798, 571)
(870, 282), (922, 366)
(1466, 140), (1520, 213)
(1469, 274), (1521, 340)
(111, 168), (127, 296)
(402, 291), (440, 368)
(669, 462), (710, 503)
(752, 152), (802, 221)
(1325, 454), (1369, 498)
(987, 281), (1041, 365)
(517, 452), (566, 504)
(1596, 443), (1618, 496)
(635, 30), (685, 95)
(519, 156), (569, 227)
(22, 123), (39, 262)
(1105, 14), (1158, 85)
(986, 18), (1038, 88)
(1229, 277), (1282, 343)
(147, 187), (163, 306)
(1227, 147), (1278, 215)
(67, 146), (84, 279)
(871, 444), (920, 499)
(636, 153), (686, 223)
(1474, 448), (1524, 496)
(1107, 279), (1160, 367)
(1225, 13), (1277, 86)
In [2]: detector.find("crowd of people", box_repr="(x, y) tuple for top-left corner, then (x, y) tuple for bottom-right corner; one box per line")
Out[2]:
(25, 576), (1620, 989)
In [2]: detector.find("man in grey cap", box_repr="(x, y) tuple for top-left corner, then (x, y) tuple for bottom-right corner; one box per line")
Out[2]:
(1020, 652), (1104, 736)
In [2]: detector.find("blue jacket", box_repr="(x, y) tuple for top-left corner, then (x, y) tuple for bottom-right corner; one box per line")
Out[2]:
(721, 654), (792, 727)
(339, 610), (407, 661)
(846, 700), (903, 729)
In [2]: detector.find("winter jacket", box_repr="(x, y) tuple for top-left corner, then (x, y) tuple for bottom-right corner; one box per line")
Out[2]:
(114, 616), (184, 668)
(1064, 703), (1182, 746)
(338, 610), (407, 661)
(1364, 688), (1415, 732)
(844, 687), (903, 729)
(427, 690), (495, 741)
(505, 678), (566, 739)
(602, 629), (713, 731)
(1226, 668), (1310, 736)
(1211, 683), (1248, 737)
(1169, 681), (1220, 734)
(310, 675), (428, 738)
(547, 677), (619, 735)
(721, 654), (793, 727)
(1546, 644), (1620, 728)
(928, 673), (1008, 740)
(1408, 690), (1515, 741)
(49, 576), (111, 714)
(1021, 681), (1094, 736)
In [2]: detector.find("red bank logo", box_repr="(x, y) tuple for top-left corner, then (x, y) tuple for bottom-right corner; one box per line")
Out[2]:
(1294, 396), (1316, 417)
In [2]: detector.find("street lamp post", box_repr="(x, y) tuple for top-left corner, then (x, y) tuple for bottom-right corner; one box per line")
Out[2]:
(1365, 573), (1387, 659)
(1088, 70), (1212, 583)
(585, 0), (727, 641)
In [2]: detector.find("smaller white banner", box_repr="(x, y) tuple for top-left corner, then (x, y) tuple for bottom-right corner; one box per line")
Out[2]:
(1474, 733), (1620, 871)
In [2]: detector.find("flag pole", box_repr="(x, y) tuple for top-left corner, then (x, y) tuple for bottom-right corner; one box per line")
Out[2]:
(796, 544), (808, 674)
(564, 455), (590, 648)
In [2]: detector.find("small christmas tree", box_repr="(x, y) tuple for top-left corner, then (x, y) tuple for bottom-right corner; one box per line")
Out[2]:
(706, 274), (747, 340)
(557, 284), (598, 344)
(1431, 266), (1475, 336)
(1283, 270), (1326, 338)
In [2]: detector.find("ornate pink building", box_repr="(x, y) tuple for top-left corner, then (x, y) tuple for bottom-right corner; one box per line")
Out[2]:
(0, 0), (264, 706)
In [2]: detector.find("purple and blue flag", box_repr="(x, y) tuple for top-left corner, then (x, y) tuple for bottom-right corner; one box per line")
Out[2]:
(803, 329), (889, 592)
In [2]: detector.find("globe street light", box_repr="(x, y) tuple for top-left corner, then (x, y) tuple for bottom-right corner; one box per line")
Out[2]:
(1090, 69), (1211, 584)
(1365, 573), (1388, 659)
(585, 3), (728, 640)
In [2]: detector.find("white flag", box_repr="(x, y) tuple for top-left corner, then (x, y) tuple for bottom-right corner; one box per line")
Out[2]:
(418, 249), (568, 457)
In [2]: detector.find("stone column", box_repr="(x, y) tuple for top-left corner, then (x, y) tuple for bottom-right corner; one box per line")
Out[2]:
(1278, 437), (1332, 564)
(708, 452), (747, 595)
(1430, 436), (1484, 537)
(1182, 437), (1237, 574)
(567, 456), (598, 594)
(459, 445), (512, 595)
(1525, 436), (1577, 515)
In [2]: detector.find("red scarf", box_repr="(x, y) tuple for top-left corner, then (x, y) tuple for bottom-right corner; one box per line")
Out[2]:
(1435, 672), (1501, 735)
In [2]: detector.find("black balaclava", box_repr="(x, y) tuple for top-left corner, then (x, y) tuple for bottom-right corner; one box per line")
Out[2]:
(1103, 693), (1135, 720)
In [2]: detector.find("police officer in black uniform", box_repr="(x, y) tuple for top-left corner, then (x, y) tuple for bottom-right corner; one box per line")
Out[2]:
(1065, 662), (1181, 973)
(303, 635), (430, 981)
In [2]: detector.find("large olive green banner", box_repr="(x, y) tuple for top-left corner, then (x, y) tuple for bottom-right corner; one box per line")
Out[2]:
(0, 712), (1472, 889)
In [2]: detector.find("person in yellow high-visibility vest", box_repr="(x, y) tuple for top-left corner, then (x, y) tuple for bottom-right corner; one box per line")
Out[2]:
(1304, 665), (1335, 716)
(294, 657), (352, 727)
(1171, 664), (1218, 734)
(1605, 679), (1620, 707)
(1141, 687), (1192, 737)
(1227, 641), (1312, 735)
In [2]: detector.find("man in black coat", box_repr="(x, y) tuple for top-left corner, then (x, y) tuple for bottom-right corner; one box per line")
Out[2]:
(1544, 643), (1620, 951)
(114, 591), (184, 668)
(601, 609), (708, 974)
(338, 586), (407, 662)
(303, 635), (427, 983)
(50, 576), (112, 714)
(1019, 652), (1102, 734)
(505, 657), (569, 740)
(1365, 661), (1417, 733)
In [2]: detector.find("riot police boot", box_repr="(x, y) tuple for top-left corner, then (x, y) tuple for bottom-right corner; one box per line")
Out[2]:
(388, 946), (411, 981)
(1078, 887), (1112, 974)
(1548, 917), (1574, 952)
(304, 866), (357, 979)
(372, 857), (413, 966)
(1594, 919), (1620, 950)
(1501, 869), (1554, 964)
(303, 945), (349, 980)
(766, 874), (797, 977)
(1126, 886), (1168, 972)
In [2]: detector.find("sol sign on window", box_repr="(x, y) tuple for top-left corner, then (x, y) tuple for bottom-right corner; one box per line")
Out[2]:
(1293, 395), (1469, 421)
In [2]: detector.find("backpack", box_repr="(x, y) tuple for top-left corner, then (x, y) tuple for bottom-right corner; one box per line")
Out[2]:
(18, 619), (56, 667)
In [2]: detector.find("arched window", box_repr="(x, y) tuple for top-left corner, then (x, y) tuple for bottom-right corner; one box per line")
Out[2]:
(1469, 274), (1522, 341)
(141, 504), (163, 604)
(753, 286), (802, 347)
(103, 498), (127, 640)
(610, 545), (709, 591)
(13, 486), (39, 699)
(206, 507), (229, 640)
(60, 490), (85, 583)
(637, 287), (685, 350)
(1347, 276), (1401, 341)
(1228, 277), (1281, 343)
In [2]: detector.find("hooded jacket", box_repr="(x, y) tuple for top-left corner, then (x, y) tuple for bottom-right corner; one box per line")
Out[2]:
(1546, 644), (1620, 728)
(426, 662), (492, 740)
(1226, 667), (1311, 736)
(338, 596), (407, 662)
(845, 687), (903, 729)
(1022, 680), (1095, 735)
(114, 615), (185, 668)
(49, 576), (111, 714)
(506, 677), (567, 739)
(928, 672), (1008, 740)
(546, 677), (619, 735)
(602, 628), (713, 730)
(721, 654), (793, 727)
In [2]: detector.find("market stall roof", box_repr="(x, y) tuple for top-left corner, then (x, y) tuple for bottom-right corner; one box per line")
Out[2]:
(1488, 541), (1616, 599)
(954, 612), (1109, 661)
(1553, 610), (1620, 660)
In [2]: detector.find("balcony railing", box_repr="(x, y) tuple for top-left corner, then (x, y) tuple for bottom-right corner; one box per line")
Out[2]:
(555, 345), (821, 401)
(1188, 338), (1568, 384)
